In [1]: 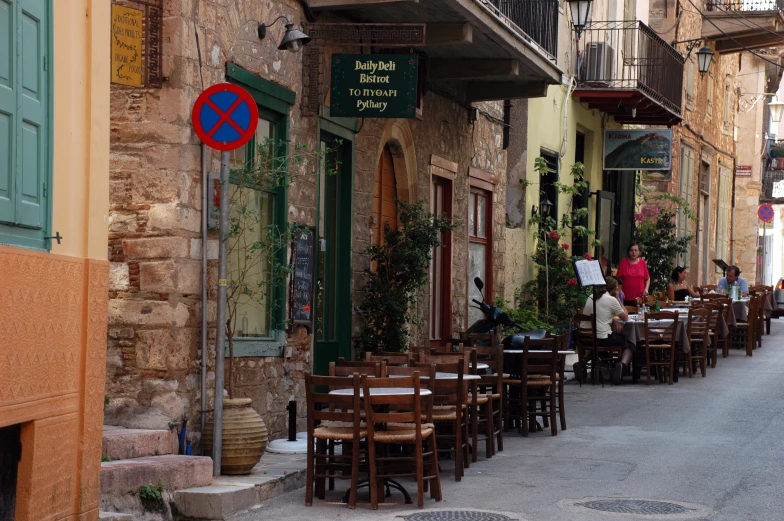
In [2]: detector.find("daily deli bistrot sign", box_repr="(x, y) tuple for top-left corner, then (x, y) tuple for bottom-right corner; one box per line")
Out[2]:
(603, 129), (673, 171)
(330, 54), (418, 118)
(111, 4), (144, 87)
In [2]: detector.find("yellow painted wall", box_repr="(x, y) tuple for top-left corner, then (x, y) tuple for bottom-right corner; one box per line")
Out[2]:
(523, 84), (611, 280)
(0, 2), (110, 520)
(51, 0), (110, 261)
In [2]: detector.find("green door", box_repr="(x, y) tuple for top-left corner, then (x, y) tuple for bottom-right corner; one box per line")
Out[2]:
(313, 132), (353, 375)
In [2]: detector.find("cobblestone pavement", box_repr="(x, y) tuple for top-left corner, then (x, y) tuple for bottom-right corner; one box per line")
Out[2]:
(235, 320), (784, 521)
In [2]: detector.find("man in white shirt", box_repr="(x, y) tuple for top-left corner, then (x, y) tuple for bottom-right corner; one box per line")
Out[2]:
(581, 277), (633, 384)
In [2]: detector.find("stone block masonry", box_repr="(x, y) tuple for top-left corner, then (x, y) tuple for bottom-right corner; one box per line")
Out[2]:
(107, 0), (507, 446)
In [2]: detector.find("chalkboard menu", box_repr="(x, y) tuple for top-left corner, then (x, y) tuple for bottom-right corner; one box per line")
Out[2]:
(290, 227), (315, 332)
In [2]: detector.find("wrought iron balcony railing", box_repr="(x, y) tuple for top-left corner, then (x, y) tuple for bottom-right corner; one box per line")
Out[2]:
(707, 0), (784, 11)
(577, 21), (685, 116)
(762, 169), (784, 199)
(481, 0), (559, 58)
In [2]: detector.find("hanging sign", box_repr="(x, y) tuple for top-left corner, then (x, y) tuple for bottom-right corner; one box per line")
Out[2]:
(603, 129), (673, 171)
(758, 203), (774, 223)
(111, 4), (144, 87)
(191, 83), (259, 151)
(290, 228), (316, 333)
(330, 54), (419, 118)
(735, 165), (752, 177)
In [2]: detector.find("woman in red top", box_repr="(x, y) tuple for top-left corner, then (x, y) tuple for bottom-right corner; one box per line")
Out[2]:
(616, 243), (650, 306)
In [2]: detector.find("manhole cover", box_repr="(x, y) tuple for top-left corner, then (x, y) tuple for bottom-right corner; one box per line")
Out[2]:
(405, 511), (517, 521)
(579, 499), (689, 515)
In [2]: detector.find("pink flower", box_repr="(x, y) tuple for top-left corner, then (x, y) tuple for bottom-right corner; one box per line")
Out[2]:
(567, 278), (577, 286)
(548, 231), (560, 240)
(562, 243), (570, 250)
(584, 253), (592, 260)
(634, 212), (644, 223)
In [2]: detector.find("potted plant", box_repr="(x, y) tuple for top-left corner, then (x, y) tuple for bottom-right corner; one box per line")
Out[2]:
(770, 143), (784, 169)
(204, 139), (328, 475)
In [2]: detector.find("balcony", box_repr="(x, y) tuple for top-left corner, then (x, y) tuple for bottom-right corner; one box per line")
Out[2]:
(572, 21), (685, 126)
(304, 0), (562, 102)
(703, 0), (784, 53)
(761, 169), (784, 201)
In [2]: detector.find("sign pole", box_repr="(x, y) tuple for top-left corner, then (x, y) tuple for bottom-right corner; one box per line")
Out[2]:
(212, 151), (230, 477)
(763, 220), (767, 285)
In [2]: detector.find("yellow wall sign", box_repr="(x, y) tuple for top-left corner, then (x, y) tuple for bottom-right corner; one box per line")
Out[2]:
(111, 4), (143, 87)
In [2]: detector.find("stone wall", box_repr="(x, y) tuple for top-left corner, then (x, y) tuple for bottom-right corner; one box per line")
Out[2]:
(106, 0), (507, 444)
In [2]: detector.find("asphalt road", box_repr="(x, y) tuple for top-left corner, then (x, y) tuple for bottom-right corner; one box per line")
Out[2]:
(236, 320), (784, 521)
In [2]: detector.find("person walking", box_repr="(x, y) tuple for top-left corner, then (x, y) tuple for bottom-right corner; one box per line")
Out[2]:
(616, 243), (650, 306)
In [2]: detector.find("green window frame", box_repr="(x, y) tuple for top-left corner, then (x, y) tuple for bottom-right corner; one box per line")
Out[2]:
(226, 63), (295, 357)
(0, 0), (54, 250)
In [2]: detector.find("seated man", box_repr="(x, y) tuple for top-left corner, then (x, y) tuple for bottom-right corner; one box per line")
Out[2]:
(581, 278), (634, 384)
(717, 265), (749, 297)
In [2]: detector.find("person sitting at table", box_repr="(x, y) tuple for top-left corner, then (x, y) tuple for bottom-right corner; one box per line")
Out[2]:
(616, 243), (650, 306)
(717, 265), (749, 297)
(581, 278), (634, 385)
(667, 266), (700, 301)
(614, 277), (626, 307)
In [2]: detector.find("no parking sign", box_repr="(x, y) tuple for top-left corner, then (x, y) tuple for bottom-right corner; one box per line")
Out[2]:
(192, 83), (258, 151)
(758, 204), (774, 223)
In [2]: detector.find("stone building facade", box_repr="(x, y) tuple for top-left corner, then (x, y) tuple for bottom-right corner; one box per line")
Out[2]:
(105, 0), (512, 442)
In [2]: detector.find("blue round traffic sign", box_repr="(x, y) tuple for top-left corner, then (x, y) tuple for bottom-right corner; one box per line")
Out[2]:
(192, 83), (258, 151)
(758, 203), (774, 223)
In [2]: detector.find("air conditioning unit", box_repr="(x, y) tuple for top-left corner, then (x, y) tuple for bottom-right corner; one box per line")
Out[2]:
(582, 42), (614, 86)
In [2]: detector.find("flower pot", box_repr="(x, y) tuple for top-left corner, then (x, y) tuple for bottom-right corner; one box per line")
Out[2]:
(776, 157), (784, 169)
(203, 398), (268, 475)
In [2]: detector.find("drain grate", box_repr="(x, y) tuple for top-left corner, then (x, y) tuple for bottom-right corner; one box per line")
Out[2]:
(405, 511), (518, 521)
(579, 499), (689, 515)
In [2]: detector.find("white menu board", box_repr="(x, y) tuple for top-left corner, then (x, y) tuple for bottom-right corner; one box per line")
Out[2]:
(574, 259), (607, 287)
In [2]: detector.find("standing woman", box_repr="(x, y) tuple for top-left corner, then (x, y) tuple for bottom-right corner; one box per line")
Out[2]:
(667, 266), (700, 301)
(616, 243), (650, 306)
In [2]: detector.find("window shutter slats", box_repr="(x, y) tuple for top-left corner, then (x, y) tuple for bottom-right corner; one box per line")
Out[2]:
(0, 0), (16, 223)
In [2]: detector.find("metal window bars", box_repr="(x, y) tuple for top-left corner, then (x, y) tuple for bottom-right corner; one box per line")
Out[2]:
(480, 0), (559, 59)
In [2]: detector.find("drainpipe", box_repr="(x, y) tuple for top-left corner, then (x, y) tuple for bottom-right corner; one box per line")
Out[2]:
(200, 144), (209, 452)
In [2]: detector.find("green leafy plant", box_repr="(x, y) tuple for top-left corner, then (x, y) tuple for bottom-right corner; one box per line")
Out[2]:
(101, 455), (112, 462)
(224, 139), (337, 397)
(517, 158), (593, 331)
(139, 479), (163, 503)
(770, 143), (784, 158)
(633, 191), (695, 294)
(355, 200), (456, 356)
(494, 299), (553, 332)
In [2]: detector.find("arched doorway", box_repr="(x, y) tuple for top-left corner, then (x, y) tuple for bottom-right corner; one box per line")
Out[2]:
(373, 144), (398, 245)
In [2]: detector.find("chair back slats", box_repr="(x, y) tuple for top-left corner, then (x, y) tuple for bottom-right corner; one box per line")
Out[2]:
(305, 373), (362, 427)
(387, 364), (435, 422)
(687, 307), (711, 344)
(643, 311), (679, 348)
(362, 375), (422, 427)
(412, 358), (465, 407)
(365, 351), (411, 366)
(331, 359), (385, 377)
(699, 284), (717, 295)
(418, 350), (474, 372)
(462, 332), (499, 347)
(521, 337), (558, 380)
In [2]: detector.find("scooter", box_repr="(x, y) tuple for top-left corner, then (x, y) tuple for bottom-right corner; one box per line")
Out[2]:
(466, 277), (546, 349)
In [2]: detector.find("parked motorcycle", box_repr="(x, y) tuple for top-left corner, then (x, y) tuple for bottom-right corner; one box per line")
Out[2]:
(466, 277), (546, 349)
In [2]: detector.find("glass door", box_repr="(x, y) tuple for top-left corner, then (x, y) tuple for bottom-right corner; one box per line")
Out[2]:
(313, 133), (353, 374)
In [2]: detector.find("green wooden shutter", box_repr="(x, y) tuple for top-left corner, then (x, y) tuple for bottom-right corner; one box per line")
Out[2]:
(15, 0), (47, 229)
(0, 0), (15, 224)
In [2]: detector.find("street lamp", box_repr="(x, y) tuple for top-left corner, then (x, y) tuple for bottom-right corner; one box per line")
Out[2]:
(258, 16), (311, 52)
(540, 198), (554, 218)
(566, 0), (594, 38)
(769, 98), (784, 123)
(696, 46), (714, 78)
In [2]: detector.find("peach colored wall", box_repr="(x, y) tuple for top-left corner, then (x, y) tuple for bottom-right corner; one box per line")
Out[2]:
(0, 1), (110, 520)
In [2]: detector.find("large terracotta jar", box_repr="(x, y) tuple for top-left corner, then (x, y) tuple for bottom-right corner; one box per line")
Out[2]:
(204, 398), (269, 475)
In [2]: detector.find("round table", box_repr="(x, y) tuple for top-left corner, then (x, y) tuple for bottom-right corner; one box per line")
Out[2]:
(328, 387), (432, 396)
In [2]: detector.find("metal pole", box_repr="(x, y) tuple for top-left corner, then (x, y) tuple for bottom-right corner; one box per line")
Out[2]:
(212, 151), (230, 476)
(200, 144), (208, 452)
(763, 220), (768, 285)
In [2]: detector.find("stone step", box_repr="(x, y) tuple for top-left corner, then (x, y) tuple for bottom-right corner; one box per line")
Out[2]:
(103, 425), (178, 460)
(100, 455), (213, 496)
(172, 484), (257, 520)
(98, 513), (135, 521)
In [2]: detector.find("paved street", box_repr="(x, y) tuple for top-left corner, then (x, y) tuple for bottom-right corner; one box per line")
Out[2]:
(236, 320), (784, 521)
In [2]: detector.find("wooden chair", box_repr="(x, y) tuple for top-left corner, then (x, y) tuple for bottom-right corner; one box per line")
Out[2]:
(518, 337), (559, 436)
(691, 301), (722, 368)
(549, 332), (569, 431)
(411, 358), (468, 481)
(700, 293), (726, 301)
(641, 311), (679, 385)
(366, 351), (412, 366)
(732, 296), (758, 356)
(331, 360), (385, 377)
(699, 284), (717, 295)
(362, 374), (442, 509)
(304, 373), (366, 508)
(625, 305), (638, 314)
(636, 295), (656, 307)
(751, 285), (774, 335)
(572, 313), (621, 385)
(472, 343), (504, 456)
(386, 364), (436, 423)
(682, 307), (711, 378)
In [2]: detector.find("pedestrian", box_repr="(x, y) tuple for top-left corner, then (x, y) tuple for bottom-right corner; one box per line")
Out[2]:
(615, 243), (650, 306)
(667, 266), (700, 301)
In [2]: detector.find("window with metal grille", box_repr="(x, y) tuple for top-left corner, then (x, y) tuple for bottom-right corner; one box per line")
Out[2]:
(539, 149), (559, 220)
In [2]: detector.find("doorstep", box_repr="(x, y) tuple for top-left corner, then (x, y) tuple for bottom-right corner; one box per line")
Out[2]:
(173, 452), (307, 520)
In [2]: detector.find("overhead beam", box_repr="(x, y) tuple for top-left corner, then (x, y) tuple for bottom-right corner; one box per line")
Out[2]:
(431, 59), (519, 80)
(465, 81), (549, 102)
(426, 23), (473, 46)
(307, 0), (418, 9)
(714, 33), (784, 53)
